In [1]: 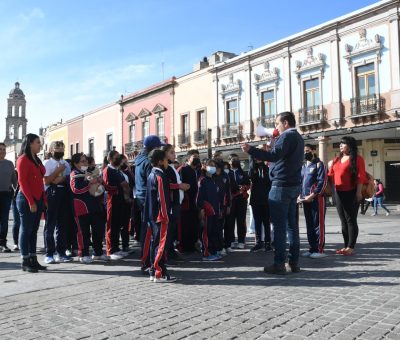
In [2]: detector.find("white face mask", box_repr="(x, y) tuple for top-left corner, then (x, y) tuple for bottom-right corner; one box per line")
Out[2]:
(206, 166), (216, 175)
(81, 166), (88, 171)
(224, 169), (230, 174)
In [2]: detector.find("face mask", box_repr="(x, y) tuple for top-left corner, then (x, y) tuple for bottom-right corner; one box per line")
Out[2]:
(304, 152), (313, 161)
(191, 158), (201, 167)
(224, 169), (230, 174)
(206, 166), (216, 175)
(81, 166), (88, 171)
(53, 152), (64, 160)
(231, 160), (241, 169)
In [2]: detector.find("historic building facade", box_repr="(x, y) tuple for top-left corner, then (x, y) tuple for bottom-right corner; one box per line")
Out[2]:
(203, 0), (400, 200)
(120, 78), (175, 160)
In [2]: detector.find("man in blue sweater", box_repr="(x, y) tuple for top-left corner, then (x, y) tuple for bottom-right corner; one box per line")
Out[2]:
(242, 111), (304, 274)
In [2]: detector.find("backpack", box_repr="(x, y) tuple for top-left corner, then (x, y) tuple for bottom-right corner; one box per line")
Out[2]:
(362, 172), (375, 199)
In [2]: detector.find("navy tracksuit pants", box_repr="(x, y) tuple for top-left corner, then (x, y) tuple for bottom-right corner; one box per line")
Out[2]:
(303, 196), (326, 253)
(44, 186), (68, 257)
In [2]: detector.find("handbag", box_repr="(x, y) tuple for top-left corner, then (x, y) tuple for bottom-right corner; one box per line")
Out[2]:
(362, 172), (375, 199)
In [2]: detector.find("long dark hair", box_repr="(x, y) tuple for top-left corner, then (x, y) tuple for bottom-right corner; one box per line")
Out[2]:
(340, 136), (358, 183)
(71, 153), (85, 170)
(19, 133), (42, 166)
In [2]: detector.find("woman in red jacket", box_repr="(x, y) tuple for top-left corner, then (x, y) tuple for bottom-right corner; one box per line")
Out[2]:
(328, 136), (367, 256)
(16, 134), (47, 272)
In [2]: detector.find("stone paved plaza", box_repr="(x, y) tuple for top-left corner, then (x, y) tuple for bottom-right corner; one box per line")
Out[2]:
(1, 207), (400, 340)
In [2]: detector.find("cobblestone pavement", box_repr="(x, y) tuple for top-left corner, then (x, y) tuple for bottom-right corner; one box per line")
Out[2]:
(1, 206), (400, 340)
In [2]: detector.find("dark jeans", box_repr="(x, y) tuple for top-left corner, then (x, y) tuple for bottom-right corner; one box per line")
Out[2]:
(0, 191), (13, 246)
(303, 196), (326, 253)
(16, 192), (43, 259)
(12, 200), (21, 245)
(268, 185), (301, 266)
(76, 212), (105, 257)
(335, 189), (359, 249)
(226, 197), (248, 245)
(251, 203), (271, 245)
(44, 186), (68, 257)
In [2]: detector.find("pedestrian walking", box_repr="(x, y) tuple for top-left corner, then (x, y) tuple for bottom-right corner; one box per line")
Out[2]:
(242, 111), (304, 275)
(16, 134), (47, 272)
(328, 136), (367, 256)
(371, 179), (390, 216)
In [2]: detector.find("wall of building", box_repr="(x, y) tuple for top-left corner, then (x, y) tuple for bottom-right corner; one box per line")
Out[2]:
(67, 116), (83, 158)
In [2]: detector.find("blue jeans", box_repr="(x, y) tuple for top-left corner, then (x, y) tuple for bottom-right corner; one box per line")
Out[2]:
(0, 191), (13, 246)
(12, 200), (21, 245)
(44, 186), (68, 257)
(16, 192), (43, 258)
(268, 185), (301, 266)
(373, 196), (390, 214)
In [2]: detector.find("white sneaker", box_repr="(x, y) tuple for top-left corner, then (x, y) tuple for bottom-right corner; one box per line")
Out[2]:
(79, 256), (93, 264)
(149, 275), (155, 282)
(386, 212), (390, 216)
(231, 242), (238, 249)
(220, 249), (227, 256)
(225, 247), (232, 253)
(92, 254), (110, 261)
(109, 253), (123, 260)
(12, 244), (19, 251)
(310, 252), (328, 259)
(116, 251), (128, 258)
(301, 251), (312, 257)
(237, 243), (245, 249)
(65, 250), (72, 257)
(371, 213), (377, 216)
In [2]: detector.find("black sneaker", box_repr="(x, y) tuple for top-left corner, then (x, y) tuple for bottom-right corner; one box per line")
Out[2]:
(0, 245), (11, 253)
(263, 264), (286, 275)
(154, 274), (177, 283)
(250, 243), (264, 253)
(287, 262), (301, 273)
(265, 244), (273, 252)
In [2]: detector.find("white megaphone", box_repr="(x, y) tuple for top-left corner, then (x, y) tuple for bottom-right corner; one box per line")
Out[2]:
(255, 124), (279, 138)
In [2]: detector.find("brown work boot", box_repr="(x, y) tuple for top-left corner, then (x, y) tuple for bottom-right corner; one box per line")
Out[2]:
(287, 262), (301, 273)
(263, 264), (287, 275)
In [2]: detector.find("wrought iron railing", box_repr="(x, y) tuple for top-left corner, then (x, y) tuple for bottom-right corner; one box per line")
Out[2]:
(350, 95), (383, 116)
(221, 123), (241, 139)
(124, 140), (143, 154)
(193, 130), (207, 144)
(298, 106), (325, 125)
(178, 134), (190, 146)
(257, 116), (276, 128)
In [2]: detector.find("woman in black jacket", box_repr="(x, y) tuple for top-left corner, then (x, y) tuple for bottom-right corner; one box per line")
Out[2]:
(249, 156), (272, 252)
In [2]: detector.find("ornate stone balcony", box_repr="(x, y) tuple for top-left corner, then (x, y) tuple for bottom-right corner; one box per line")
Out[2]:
(350, 94), (384, 118)
(298, 106), (326, 127)
(257, 116), (276, 128)
(178, 134), (190, 147)
(221, 123), (242, 140)
(124, 140), (143, 154)
(193, 130), (207, 144)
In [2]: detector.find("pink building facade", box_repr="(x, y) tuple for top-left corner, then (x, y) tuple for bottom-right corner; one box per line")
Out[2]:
(67, 116), (83, 158)
(121, 78), (175, 159)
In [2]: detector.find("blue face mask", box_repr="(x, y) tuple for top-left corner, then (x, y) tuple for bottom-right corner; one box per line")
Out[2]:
(206, 166), (216, 175)
(224, 169), (230, 174)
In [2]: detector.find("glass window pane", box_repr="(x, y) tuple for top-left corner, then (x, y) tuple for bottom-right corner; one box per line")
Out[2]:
(306, 91), (312, 107)
(368, 74), (375, 96)
(356, 63), (374, 75)
(314, 90), (320, 106)
(358, 76), (366, 97)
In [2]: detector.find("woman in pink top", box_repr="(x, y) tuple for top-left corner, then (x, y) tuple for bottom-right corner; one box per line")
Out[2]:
(371, 179), (390, 216)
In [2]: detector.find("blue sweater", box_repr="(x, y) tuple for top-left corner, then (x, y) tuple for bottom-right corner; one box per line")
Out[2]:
(248, 128), (304, 187)
(134, 150), (152, 203)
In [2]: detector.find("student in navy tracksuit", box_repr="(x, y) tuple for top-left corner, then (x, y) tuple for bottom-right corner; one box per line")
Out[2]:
(300, 144), (327, 258)
(70, 153), (107, 263)
(226, 154), (250, 250)
(197, 159), (220, 261)
(249, 155), (272, 252)
(144, 149), (176, 283)
(103, 150), (126, 260)
(178, 149), (201, 252)
(135, 135), (165, 272)
(213, 160), (231, 256)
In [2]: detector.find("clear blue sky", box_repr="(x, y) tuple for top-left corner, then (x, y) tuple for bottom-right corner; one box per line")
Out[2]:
(0, 0), (378, 139)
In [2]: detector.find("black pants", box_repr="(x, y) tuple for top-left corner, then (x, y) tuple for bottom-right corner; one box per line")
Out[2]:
(168, 204), (181, 253)
(335, 189), (359, 249)
(76, 212), (104, 257)
(226, 197), (248, 245)
(216, 217), (225, 251)
(251, 203), (271, 245)
(180, 205), (199, 252)
(303, 197), (326, 253)
(121, 202), (131, 249)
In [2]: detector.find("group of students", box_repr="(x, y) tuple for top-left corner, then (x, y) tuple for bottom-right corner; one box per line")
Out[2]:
(0, 111), (390, 279)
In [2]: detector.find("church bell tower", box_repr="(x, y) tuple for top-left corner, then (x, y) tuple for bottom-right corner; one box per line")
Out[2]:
(4, 82), (27, 145)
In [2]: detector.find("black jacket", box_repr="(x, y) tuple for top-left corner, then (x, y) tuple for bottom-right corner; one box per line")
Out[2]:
(248, 157), (271, 206)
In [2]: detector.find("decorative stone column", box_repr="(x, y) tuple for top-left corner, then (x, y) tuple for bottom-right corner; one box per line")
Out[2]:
(317, 136), (330, 165)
